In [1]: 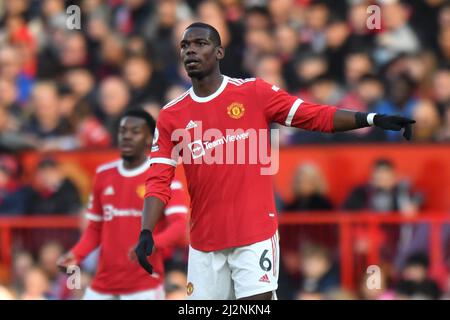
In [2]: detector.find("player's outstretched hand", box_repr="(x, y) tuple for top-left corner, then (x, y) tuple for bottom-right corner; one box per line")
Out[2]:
(373, 114), (416, 140)
(135, 229), (155, 274)
(57, 252), (77, 273)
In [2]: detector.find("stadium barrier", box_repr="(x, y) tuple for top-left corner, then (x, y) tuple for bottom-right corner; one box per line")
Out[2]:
(0, 213), (448, 292)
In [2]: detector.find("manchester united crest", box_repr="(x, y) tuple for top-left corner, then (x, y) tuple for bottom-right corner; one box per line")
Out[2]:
(187, 282), (194, 296)
(136, 184), (146, 199)
(227, 103), (245, 119)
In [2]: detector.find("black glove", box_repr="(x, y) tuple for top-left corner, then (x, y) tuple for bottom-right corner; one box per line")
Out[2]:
(373, 114), (416, 140)
(135, 229), (154, 274)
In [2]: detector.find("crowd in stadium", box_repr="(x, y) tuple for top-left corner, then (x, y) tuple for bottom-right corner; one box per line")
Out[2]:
(0, 0), (449, 300)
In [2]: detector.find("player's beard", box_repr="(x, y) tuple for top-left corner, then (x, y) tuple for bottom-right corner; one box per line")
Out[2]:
(187, 69), (204, 79)
(121, 154), (136, 163)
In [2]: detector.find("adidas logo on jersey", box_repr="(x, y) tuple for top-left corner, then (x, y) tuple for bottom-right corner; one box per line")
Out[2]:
(259, 274), (270, 283)
(186, 120), (198, 130)
(104, 186), (115, 195)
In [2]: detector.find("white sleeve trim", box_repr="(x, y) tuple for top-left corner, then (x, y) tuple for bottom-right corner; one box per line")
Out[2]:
(170, 181), (183, 190)
(285, 99), (303, 127)
(149, 157), (178, 167)
(165, 206), (189, 216)
(86, 213), (103, 221)
(367, 113), (377, 126)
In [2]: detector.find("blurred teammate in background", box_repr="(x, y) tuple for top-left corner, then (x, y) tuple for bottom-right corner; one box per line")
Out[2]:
(58, 109), (188, 300)
(135, 23), (415, 300)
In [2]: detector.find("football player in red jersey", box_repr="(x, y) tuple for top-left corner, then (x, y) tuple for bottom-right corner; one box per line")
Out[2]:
(135, 23), (415, 300)
(58, 109), (188, 299)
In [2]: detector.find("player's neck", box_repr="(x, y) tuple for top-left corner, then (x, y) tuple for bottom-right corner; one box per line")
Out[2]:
(122, 154), (147, 170)
(191, 73), (223, 97)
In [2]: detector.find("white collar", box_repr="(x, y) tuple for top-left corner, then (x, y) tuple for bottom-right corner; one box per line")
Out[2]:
(189, 76), (229, 103)
(117, 158), (151, 177)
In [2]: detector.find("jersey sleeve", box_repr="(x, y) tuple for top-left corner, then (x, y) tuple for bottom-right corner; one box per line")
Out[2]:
(164, 180), (189, 217)
(256, 78), (337, 133)
(84, 172), (103, 223)
(71, 172), (103, 261)
(149, 110), (178, 167)
(153, 180), (189, 249)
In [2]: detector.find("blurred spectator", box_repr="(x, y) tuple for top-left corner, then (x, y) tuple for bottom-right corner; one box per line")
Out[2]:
(0, 77), (20, 112)
(23, 81), (75, 151)
(96, 32), (126, 79)
(359, 265), (395, 300)
(11, 250), (34, 296)
(243, 28), (276, 76)
(437, 25), (450, 65)
(347, 1), (376, 51)
(0, 284), (15, 299)
(343, 159), (425, 262)
(355, 74), (385, 112)
(411, 100), (441, 142)
(63, 68), (96, 103)
(68, 98), (112, 149)
(26, 157), (82, 215)
(38, 241), (70, 300)
(165, 269), (188, 300)
(254, 54), (286, 89)
(299, 0), (329, 53)
(432, 67), (450, 117)
(197, 0), (246, 77)
(112, 0), (154, 36)
(297, 243), (340, 299)
(374, 73), (419, 141)
(283, 163), (333, 212)
(275, 24), (301, 91)
(141, 100), (161, 121)
(244, 6), (272, 32)
(20, 267), (51, 300)
(0, 154), (27, 214)
(324, 16), (351, 84)
(437, 105), (450, 141)
(343, 159), (423, 213)
(123, 55), (168, 105)
(98, 76), (131, 144)
(395, 252), (442, 300)
(344, 51), (375, 90)
(294, 52), (328, 92)
(374, 0), (420, 66)
(59, 32), (89, 70)
(0, 45), (34, 105)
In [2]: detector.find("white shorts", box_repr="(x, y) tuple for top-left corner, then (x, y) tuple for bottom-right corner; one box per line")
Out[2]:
(187, 232), (279, 300)
(83, 285), (165, 300)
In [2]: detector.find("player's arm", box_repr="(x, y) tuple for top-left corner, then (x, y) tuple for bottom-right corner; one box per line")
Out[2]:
(256, 79), (415, 140)
(333, 109), (415, 140)
(135, 163), (176, 274)
(135, 111), (179, 274)
(153, 180), (189, 249)
(57, 175), (103, 271)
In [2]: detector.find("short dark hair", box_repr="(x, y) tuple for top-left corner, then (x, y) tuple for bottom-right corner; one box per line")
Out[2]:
(122, 109), (156, 134)
(374, 158), (394, 170)
(185, 22), (222, 46)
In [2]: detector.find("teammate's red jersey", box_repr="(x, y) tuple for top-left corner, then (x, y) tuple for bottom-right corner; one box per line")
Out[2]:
(71, 158), (188, 295)
(146, 76), (336, 252)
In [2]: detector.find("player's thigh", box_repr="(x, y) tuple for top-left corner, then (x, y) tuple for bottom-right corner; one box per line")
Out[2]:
(120, 285), (165, 300)
(187, 246), (234, 300)
(228, 232), (280, 300)
(83, 287), (117, 300)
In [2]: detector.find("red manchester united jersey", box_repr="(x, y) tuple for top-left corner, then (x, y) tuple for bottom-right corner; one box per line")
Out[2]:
(147, 76), (336, 252)
(71, 158), (188, 295)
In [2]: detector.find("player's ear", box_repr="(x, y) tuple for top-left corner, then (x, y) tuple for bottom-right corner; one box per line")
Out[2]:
(216, 46), (224, 61)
